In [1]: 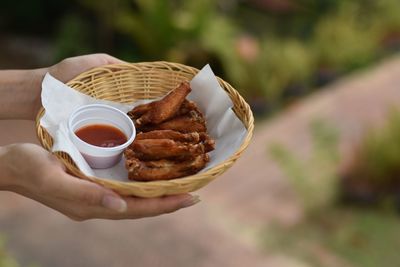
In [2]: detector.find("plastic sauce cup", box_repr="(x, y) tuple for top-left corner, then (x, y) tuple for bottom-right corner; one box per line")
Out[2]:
(68, 104), (136, 169)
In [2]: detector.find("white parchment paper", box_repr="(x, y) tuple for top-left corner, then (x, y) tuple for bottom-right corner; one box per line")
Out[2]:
(40, 64), (248, 181)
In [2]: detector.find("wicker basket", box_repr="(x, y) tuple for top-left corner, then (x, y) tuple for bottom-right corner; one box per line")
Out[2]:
(36, 62), (254, 197)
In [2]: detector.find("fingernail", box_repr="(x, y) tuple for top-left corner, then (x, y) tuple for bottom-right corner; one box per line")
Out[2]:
(181, 195), (201, 208)
(102, 195), (127, 212)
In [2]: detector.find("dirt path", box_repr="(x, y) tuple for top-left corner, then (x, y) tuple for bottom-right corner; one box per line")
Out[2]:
(2, 56), (400, 267)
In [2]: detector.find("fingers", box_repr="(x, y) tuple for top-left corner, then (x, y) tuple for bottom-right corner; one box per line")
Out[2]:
(49, 188), (200, 221)
(6, 144), (201, 221)
(49, 171), (202, 217)
(98, 53), (126, 65)
(75, 53), (125, 66)
(48, 172), (126, 212)
(36, 151), (200, 220)
(123, 194), (200, 218)
(48, 53), (126, 83)
(87, 194), (200, 220)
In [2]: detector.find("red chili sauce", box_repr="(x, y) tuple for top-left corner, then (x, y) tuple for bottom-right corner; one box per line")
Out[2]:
(75, 124), (127, 148)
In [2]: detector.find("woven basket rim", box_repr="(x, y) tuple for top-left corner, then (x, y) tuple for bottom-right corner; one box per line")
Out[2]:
(36, 61), (254, 196)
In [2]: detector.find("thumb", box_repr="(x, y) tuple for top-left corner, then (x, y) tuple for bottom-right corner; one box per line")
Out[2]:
(55, 173), (127, 212)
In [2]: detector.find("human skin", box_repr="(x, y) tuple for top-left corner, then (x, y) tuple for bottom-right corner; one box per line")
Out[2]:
(0, 54), (200, 221)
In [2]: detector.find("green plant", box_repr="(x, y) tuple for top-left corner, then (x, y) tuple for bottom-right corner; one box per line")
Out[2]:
(95, 0), (220, 61)
(45, 0), (400, 114)
(343, 109), (400, 200)
(262, 208), (400, 267)
(270, 120), (339, 214)
(0, 237), (19, 267)
(258, 38), (315, 104)
(205, 35), (316, 106)
(54, 13), (93, 61)
(312, 2), (380, 72)
(79, 0), (243, 85)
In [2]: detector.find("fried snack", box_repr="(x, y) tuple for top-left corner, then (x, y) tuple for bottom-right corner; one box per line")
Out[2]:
(128, 81), (191, 126)
(199, 132), (216, 152)
(126, 139), (205, 161)
(125, 81), (215, 181)
(135, 130), (200, 143)
(127, 103), (151, 120)
(138, 110), (207, 133)
(126, 154), (210, 181)
(175, 100), (199, 116)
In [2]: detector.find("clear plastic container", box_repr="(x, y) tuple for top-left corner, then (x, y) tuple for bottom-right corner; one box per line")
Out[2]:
(68, 104), (136, 169)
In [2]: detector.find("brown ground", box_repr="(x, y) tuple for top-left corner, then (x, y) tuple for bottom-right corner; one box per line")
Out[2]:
(2, 56), (400, 267)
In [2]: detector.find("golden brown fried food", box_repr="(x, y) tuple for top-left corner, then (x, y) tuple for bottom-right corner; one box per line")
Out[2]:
(139, 118), (206, 133)
(128, 81), (191, 126)
(126, 154), (210, 181)
(126, 139), (205, 161)
(204, 139), (216, 152)
(138, 110), (206, 133)
(127, 103), (151, 120)
(135, 130), (200, 143)
(125, 80), (215, 181)
(175, 100), (198, 116)
(199, 132), (216, 152)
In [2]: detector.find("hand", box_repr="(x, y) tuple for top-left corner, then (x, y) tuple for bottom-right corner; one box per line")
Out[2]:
(48, 53), (125, 83)
(0, 144), (200, 221)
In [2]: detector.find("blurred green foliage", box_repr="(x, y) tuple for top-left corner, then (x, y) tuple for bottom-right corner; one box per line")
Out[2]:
(119, 0), (400, 110)
(79, 0), (218, 61)
(2, 0), (400, 114)
(262, 208), (400, 267)
(0, 237), (19, 267)
(342, 109), (400, 202)
(312, 2), (380, 72)
(270, 120), (339, 214)
(54, 14), (93, 60)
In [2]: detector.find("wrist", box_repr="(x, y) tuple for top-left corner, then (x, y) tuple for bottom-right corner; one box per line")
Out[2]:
(29, 67), (48, 119)
(0, 67), (48, 120)
(0, 144), (33, 193)
(0, 145), (16, 191)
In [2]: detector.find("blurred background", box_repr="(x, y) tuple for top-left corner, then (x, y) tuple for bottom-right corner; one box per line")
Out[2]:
(2, 0), (400, 266)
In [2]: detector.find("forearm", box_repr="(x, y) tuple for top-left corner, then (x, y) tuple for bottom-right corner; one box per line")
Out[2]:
(0, 68), (48, 120)
(0, 144), (39, 193)
(0, 145), (15, 191)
